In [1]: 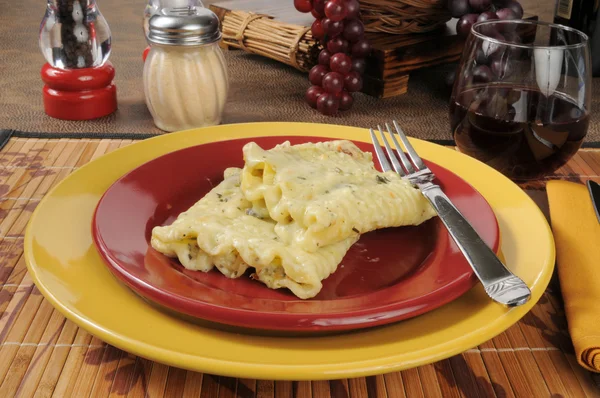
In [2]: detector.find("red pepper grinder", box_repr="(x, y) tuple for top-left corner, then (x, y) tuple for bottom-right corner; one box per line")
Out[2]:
(39, 0), (117, 120)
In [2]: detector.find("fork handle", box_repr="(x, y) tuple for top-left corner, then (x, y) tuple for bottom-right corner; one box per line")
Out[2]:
(421, 184), (531, 307)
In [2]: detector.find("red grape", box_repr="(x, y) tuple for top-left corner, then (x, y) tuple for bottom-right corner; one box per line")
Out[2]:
(313, 0), (325, 15)
(302, 0), (369, 116)
(322, 72), (345, 94)
(475, 48), (490, 64)
(477, 13), (501, 36)
(317, 93), (340, 115)
(503, 31), (523, 45)
(477, 11), (498, 22)
(305, 85), (324, 109)
(448, 0), (472, 18)
(343, 19), (365, 42)
(327, 36), (349, 54)
(494, 0), (524, 17)
(491, 56), (513, 79)
(344, 71), (363, 92)
(351, 58), (366, 74)
(480, 31), (505, 55)
(351, 39), (371, 58)
(322, 18), (344, 36)
(324, 0), (347, 22)
(472, 65), (493, 83)
(311, 19), (325, 40)
(496, 8), (518, 20)
(318, 49), (332, 66)
(502, 1), (524, 19)
(339, 91), (354, 111)
(468, 0), (491, 12)
(456, 13), (478, 38)
(345, 0), (360, 19)
(330, 53), (352, 74)
(506, 43), (523, 58)
(309, 64), (329, 85)
(294, 0), (313, 13)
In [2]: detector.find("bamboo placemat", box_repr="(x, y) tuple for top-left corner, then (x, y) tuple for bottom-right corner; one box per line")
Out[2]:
(1, 137), (600, 397)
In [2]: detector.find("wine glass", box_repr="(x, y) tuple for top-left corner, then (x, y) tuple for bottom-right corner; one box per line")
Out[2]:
(450, 20), (592, 180)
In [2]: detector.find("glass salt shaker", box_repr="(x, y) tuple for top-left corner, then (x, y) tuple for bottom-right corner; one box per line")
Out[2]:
(143, 7), (229, 132)
(39, 0), (111, 69)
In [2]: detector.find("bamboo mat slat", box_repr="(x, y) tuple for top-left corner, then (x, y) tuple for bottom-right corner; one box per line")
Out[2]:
(431, 360), (459, 398)
(447, 354), (482, 397)
(330, 379), (349, 398)
(459, 352), (495, 397)
(2, 138), (600, 397)
(416, 364), (442, 397)
(146, 363), (169, 397)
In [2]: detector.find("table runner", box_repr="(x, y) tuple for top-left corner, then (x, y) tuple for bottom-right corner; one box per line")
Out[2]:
(2, 0), (600, 144)
(1, 137), (600, 397)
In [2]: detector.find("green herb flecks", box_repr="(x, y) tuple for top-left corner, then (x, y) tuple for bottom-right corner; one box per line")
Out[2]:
(376, 175), (390, 184)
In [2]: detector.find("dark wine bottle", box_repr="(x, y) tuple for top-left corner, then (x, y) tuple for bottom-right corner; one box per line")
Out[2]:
(554, 0), (600, 76)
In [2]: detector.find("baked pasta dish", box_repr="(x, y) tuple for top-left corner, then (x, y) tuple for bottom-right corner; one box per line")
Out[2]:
(151, 140), (436, 299)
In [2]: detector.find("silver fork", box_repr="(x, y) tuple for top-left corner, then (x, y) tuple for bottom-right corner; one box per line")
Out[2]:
(370, 120), (531, 307)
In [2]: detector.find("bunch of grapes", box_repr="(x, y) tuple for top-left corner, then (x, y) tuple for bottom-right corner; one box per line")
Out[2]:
(294, 0), (370, 115)
(449, 0), (524, 39)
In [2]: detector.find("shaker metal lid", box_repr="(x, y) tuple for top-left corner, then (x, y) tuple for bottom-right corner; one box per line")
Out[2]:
(148, 7), (221, 46)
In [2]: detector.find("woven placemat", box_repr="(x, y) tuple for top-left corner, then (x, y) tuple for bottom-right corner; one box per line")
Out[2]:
(1, 137), (600, 396)
(2, 0), (600, 143)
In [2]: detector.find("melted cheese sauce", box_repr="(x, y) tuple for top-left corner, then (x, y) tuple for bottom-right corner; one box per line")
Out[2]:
(151, 168), (357, 299)
(241, 140), (436, 252)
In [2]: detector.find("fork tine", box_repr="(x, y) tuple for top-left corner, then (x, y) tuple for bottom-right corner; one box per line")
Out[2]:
(377, 125), (405, 175)
(385, 123), (415, 174)
(392, 120), (426, 170)
(369, 128), (392, 172)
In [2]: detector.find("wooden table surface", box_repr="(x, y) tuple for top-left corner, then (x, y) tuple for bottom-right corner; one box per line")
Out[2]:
(1, 137), (600, 398)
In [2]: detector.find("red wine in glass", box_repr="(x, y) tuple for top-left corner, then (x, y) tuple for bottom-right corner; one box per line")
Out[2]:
(449, 19), (592, 180)
(450, 86), (589, 180)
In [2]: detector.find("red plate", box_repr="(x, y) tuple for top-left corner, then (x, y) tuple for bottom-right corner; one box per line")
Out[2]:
(92, 136), (499, 333)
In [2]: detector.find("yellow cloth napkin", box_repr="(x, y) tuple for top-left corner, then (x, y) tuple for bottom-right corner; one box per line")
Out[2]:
(547, 180), (600, 372)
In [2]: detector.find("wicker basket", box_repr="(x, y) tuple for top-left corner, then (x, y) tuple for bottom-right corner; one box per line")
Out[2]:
(219, 10), (320, 72)
(360, 0), (452, 34)
(215, 2), (453, 73)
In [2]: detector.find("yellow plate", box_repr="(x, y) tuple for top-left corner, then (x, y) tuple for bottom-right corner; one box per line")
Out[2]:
(24, 122), (555, 380)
